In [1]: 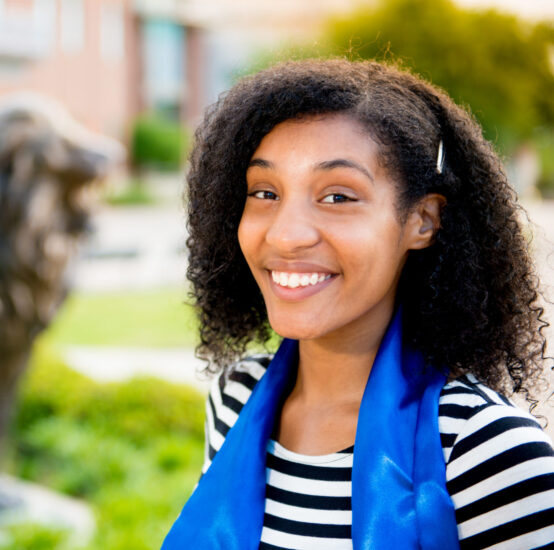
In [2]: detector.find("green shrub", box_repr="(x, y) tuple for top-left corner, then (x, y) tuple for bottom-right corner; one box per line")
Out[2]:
(131, 113), (188, 171)
(7, 345), (206, 549)
(0, 524), (70, 550)
(16, 417), (133, 496)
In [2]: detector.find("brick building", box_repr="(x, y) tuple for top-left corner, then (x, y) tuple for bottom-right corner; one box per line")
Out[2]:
(0, 0), (362, 143)
(0, 0), (209, 141)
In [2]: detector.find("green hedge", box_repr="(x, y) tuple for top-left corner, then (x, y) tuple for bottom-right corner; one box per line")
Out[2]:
(131, 114), (188, 171)
(4, 343), (205, 550)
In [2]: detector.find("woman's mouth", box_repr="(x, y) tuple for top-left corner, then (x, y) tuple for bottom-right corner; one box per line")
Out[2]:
(270, 271), (333, 289)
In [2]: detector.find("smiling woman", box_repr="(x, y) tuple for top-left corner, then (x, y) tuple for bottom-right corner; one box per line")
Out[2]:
(162, 60), (554, 549)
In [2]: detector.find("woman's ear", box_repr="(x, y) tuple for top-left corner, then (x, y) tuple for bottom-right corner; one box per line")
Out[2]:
(405, 193), (446, 250)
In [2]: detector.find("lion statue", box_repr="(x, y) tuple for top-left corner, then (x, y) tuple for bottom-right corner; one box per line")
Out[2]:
(0, 93), (124, 439)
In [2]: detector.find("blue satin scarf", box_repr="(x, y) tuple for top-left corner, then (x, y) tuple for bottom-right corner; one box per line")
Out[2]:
(162, 312), (460, 549)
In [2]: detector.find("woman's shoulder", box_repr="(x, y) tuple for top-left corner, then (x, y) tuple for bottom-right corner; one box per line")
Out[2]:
(202, 354), (271, 472)
(438, 375), (554, 547)
(438, 373), (549, 463)
(206, 363), (551, 454)
(438, 373), (549, 462)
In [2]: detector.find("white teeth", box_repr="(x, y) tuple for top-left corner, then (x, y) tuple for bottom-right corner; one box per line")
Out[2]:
(271, 271), (332, 289)
(288, 273), (300, 288)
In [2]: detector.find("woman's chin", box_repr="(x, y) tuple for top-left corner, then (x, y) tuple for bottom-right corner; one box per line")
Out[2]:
(268, 319), (326, 342)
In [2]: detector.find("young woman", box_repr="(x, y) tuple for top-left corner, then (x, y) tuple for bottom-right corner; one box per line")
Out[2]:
(162, 60), (554, 549)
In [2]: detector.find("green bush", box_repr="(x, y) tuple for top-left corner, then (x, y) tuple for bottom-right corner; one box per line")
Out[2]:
(6, 344), (206, 549)
(0, 524), (70, 550)
(131, 113), (188, 171)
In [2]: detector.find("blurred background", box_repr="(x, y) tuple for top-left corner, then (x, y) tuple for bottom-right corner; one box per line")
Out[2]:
(0, 0), (552, 548)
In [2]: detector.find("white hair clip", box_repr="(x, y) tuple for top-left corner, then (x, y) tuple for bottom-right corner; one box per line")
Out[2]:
(436, 139), (445, 174)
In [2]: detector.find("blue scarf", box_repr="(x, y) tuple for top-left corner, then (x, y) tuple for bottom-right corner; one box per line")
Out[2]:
(162, 312), (460, 549)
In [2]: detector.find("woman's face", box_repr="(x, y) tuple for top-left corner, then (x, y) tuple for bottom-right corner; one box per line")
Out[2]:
(238, 114), (419, 344)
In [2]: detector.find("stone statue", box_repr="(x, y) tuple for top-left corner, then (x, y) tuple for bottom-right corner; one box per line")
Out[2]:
(0, 93), (124, 440)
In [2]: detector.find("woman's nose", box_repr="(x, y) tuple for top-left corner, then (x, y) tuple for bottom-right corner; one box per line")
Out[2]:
(265, 199), (320, 253)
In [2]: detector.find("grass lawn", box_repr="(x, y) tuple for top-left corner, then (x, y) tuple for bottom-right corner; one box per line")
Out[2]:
(44, 288), (199, 349)
(102, 180), (158, 206)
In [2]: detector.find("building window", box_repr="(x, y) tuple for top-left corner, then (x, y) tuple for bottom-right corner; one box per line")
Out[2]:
(100, 2), (124, 61)
(142, 19), (184, 118)
(0, 0), (55, 59)
(60, 0), (84, 54)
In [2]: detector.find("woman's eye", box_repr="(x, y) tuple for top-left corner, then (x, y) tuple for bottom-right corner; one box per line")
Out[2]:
(248, 190), (279, 200)
(321, 193), (355, 204)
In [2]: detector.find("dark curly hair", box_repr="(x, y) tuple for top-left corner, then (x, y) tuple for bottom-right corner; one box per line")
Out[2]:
(185, 59), (549, 394)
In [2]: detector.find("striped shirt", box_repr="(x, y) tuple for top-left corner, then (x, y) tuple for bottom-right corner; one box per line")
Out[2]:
(202, 356), (554, 549)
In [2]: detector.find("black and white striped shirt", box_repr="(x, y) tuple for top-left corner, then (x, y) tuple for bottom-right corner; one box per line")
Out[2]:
(202, 357), (554, 549)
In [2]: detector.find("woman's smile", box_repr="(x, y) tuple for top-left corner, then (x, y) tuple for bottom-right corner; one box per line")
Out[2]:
(267, 269), (336, 301)
(270, 271), (332, 289)
(238, 113), (422, 343)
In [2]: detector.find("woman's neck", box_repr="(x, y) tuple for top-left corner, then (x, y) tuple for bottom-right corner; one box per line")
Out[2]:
(294, 308), (392, 406)
(275, 308), (394, 454)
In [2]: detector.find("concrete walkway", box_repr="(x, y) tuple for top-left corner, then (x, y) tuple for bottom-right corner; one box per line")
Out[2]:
(63, 346), (211, 392)
(70, 202), (188, 292)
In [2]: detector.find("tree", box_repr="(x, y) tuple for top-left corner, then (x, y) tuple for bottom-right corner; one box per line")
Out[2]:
(323, 0), (554, 152)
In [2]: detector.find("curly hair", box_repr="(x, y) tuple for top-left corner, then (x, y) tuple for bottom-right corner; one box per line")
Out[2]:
(185, 59), (549, 394)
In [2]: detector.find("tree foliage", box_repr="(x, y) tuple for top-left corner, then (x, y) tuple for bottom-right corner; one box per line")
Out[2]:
(323, 0), (554, 152)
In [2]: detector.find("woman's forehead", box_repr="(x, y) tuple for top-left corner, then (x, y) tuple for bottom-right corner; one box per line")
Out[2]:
(252, 113), (378, 159)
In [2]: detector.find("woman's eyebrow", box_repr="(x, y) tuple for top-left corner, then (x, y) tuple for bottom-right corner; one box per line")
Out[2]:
(248, 158), (274, 169)
(247, 157), (374, 183)
(315, 159), (374, 183)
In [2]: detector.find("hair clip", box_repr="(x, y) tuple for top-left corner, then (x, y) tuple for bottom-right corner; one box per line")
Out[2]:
(436, 139), (445, 174)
